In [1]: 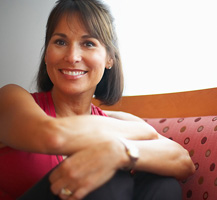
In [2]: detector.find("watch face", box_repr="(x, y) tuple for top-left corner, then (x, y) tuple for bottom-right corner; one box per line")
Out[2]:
(118, 137), (139, 167)
(128, 144), (139, 160)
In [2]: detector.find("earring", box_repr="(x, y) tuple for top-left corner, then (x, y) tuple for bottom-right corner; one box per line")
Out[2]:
(108, 66), (112, 69)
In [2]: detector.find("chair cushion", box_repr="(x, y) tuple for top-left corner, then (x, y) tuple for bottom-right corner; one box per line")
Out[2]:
(144, 116), (217, 200)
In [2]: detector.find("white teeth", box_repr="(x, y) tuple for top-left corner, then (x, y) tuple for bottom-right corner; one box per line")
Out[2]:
(62, 70), (85, 76)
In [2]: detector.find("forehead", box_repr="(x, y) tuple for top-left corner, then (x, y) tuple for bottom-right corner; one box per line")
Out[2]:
(54, 12), (89, 36)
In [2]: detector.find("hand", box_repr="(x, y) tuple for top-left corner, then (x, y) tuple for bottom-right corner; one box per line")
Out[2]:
(49, 139), (127, 200)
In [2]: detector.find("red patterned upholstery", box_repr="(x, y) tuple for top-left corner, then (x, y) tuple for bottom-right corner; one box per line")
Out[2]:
(145, 116), (217, 200)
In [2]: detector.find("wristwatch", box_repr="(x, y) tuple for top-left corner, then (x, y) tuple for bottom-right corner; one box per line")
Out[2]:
(118, 137), (139, 170)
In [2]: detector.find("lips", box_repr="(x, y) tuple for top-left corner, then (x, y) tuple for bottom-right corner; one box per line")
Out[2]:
(61, 70), (86, 76)
(59, 68), (88, 79)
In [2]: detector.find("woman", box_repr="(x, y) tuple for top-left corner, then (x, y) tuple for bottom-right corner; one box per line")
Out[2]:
(0, 0), (195, 199)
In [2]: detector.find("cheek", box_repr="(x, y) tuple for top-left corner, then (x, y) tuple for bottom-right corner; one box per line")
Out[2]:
(44, 49), (58, 79)
(45, 48), (55, 64)
(86, 54), (106, 83)
(45, 44), (63, 65)
(90, 57), (106, 78)
(90, 50), (107, 69)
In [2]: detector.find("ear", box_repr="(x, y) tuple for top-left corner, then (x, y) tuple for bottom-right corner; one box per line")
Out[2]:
(106, 58), (114, 69)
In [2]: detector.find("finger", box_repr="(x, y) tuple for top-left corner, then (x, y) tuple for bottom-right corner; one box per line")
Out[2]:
(50, 177), (69, 195)
(49, 159), (77, 194)
(72, 188), (86, 200)
(59, 187), (74, 200)
(50, 167), (80, 196)
(49, 165), (62, 183)
(50, 157), (75, 183)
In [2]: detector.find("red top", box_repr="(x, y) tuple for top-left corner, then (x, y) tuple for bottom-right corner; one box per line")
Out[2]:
(0, 91), (107, 199)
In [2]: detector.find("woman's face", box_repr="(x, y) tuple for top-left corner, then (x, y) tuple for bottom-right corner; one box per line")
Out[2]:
(45, 13), (112, 97)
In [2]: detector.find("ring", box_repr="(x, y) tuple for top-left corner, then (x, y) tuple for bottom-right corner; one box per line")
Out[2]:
(61, 188), (73, 196)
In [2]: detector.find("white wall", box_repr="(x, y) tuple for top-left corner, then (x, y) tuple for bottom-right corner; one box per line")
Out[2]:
(109, 0), (217, 95)
(0, 0), (217, 95)
(0, 0), (56, 92)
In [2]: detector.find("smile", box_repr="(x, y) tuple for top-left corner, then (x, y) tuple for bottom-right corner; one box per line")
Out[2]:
(61, 70), (86, 76)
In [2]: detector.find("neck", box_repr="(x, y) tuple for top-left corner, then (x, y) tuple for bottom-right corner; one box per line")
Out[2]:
(51, 89), (93, 117)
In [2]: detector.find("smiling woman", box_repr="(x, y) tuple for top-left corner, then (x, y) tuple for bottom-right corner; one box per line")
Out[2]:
(37, 4), (123, 106)
(44, 12), (110, 106)
(0, 1), (194, 200)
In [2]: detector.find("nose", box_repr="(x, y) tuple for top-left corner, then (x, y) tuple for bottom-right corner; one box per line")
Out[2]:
(64, 44), (82, 64)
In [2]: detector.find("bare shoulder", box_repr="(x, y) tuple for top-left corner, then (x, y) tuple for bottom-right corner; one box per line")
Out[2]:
(0, 84), (32, 148)
(0, 84), (44, 120)
(0, 84), (48, 149)
(0, 84), (30, 97)
(0, 84), (34, 107)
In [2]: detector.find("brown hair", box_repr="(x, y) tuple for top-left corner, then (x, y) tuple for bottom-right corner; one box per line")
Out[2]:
(37, 0), (123, 105)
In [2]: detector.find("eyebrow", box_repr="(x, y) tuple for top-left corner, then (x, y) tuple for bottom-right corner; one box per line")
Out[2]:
(52, 33), (97, 40)
(52, 33), (67, 38)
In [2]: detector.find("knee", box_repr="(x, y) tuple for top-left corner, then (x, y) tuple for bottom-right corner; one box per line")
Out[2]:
(155, 177), (182, 200)
(84, 170), (134, 200)
(133, 173), (182, 200)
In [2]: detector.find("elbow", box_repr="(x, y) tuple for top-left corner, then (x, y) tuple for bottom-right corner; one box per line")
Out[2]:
(146, 123), (159, 140)
(147, 127), (159, 140)
(174, 149), (195, 180)
(182, 151), (196, 179)
(152, 130), (159, 140)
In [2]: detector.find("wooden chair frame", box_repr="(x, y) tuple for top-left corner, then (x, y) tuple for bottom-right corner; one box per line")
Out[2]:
(93, 87), (217, 118)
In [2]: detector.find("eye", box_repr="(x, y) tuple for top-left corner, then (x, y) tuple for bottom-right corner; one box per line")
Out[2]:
(54, 39), (67, 46)
(83, 41), (95, 47)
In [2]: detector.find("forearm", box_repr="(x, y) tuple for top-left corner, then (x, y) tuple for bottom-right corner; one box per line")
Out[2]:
(130, 138), (195, 180)
(1, 112), (157, 156)
(50, 118), (195, 179)
(42, 115), (158, 155)
(104, 110), (159, 140)
(104, 110), (144, 122)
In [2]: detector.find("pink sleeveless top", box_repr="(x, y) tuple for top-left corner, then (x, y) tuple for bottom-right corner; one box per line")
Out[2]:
(0, 91), (107, 200)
